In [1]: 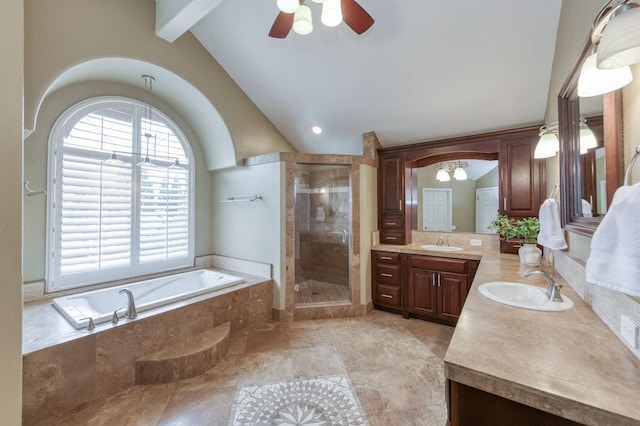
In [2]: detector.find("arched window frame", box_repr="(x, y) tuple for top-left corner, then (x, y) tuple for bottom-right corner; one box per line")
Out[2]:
(46, 96), (195, 291)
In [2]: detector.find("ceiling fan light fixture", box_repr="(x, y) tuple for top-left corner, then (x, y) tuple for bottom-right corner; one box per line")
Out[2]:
(578, 53), (632, 97)
(293, 4), (313, 35)
(277, 0), (299, 14)
(321, 0), (343, 27)
(596, 5), (640, 69)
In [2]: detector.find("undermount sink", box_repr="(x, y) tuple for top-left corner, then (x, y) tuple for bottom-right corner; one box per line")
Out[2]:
(420, 244), (464, 252)
(478, 281), (574, 312)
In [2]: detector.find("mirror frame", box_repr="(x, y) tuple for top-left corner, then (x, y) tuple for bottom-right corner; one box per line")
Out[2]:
(559, 34), (623, 236)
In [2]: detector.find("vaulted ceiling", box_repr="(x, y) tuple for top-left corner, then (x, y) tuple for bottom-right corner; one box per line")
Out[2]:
(166, 0), (563, 154)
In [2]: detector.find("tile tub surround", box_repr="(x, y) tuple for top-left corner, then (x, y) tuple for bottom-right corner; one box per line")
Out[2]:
(444, 253), (640, 425)
(47, 310), (452, 425)
(22, 277), (272, 425)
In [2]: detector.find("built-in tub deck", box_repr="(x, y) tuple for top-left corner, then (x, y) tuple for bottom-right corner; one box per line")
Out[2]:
(23, 267), (270, 354)
(22, 267), (273, 424)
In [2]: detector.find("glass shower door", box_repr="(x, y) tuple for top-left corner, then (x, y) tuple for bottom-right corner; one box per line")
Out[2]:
(294, 163), (352, 305)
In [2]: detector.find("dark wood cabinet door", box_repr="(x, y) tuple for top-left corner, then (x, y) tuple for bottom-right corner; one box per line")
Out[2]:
(437, 272), (468, 323)
(499, 136), (545, 217)
(408, 268), (437, 318)
(379, 154), (404, 217)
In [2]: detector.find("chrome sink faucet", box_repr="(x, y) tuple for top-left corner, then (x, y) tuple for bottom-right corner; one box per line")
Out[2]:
(436, 236), (449, 247)
(524, 270), (564, 303)
(118, 288), (137, 319)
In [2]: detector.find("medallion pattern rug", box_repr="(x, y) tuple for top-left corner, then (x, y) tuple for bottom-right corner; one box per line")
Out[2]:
(230, 375), (368, 425)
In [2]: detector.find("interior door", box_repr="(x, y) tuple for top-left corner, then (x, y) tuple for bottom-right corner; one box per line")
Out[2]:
(422, 188), (452, 231)
(476, 186), (499, 233)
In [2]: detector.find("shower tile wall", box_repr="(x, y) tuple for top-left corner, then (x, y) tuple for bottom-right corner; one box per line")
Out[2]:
(295, 167), (350, 287)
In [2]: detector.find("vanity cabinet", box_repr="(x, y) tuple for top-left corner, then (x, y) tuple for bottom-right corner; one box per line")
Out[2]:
(378, 153), (409, 245)
(372, 250), (478, 325)
(408, 255), (470, 326)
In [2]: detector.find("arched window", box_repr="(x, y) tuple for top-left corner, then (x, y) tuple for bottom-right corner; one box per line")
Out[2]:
(47, 97), (194, 291)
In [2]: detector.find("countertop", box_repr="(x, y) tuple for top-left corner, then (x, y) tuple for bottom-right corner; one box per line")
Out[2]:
(442, 252), (640, 425)
(371, 243), (484, 260)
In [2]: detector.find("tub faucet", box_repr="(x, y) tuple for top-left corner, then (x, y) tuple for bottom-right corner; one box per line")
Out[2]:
(118, 288), (137, 319)
(524, 270), (564, 303)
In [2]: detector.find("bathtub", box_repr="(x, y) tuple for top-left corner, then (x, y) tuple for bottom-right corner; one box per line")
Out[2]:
(52, 269), (244, 329)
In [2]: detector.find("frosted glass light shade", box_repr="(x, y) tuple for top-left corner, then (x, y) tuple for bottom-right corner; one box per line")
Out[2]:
(293, 4), (313, 35)
(321, 0), (343, 27)
(436, 168), (450, 182)
(277, 0), (299, 13)
(597, 7), (640, 69)
(578, 53), (632, 97)
(580, 127), (598, 153)
(534, 133), (559, 159)
(453, 165), (467, 181)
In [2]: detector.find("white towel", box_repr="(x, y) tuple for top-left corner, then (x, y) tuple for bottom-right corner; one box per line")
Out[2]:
(586, 183), (640, 297)
(315, 205), (326, 222)
(537, 198), (567, 250)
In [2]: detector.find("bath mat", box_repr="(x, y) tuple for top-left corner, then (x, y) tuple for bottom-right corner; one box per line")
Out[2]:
(229, 375), (367, 426)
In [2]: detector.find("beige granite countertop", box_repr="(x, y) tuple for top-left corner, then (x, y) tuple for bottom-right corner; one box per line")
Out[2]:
(371, 243), (485, 260)
(443, 252), (640, 425)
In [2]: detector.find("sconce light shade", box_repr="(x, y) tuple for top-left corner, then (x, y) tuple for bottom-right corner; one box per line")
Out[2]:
(277, 0), (299, 13)
(453, 163), (467, 181)
(321, 0), (343, 27)
(579, 126), (598, 154)
(578, 53), (633, 97)
(293, 4), (313, 35)
(436, 167), (450, 182)
(534, 133), (559, 159)
(597, 6), (640, 69)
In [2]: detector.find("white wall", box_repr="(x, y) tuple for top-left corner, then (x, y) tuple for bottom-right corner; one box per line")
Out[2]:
(0, 0), (24, 422)
(211, 162), (286, 309)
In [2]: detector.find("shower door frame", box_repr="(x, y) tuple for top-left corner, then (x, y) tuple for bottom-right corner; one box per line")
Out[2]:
(284, 155), (363, 317)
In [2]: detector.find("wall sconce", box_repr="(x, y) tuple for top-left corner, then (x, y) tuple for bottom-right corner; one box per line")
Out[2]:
(577, 0), (640, 97)
(436, 161), (468, 181)
(534, 122), (559, 159)
(579, 117), (598, 155)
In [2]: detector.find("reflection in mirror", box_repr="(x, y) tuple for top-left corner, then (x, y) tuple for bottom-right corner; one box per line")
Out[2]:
(576, 91), (605, 218)
(416, 160), (499, 233)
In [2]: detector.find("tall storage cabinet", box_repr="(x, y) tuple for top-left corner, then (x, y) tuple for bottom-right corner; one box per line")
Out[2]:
(377, 153), (409, 245)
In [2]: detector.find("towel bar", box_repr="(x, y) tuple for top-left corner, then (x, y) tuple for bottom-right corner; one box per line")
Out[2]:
(221, 194), (263, 203)
(623, 146), (640, 186)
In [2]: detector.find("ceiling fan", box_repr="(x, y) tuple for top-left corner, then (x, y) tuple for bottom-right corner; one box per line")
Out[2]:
(269, 0), (374, 38)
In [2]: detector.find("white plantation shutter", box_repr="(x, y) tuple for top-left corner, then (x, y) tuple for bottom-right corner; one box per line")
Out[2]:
(48, 97), (194, 290)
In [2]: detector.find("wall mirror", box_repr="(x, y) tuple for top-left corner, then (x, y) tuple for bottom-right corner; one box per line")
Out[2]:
(559, 35), (623, 236)
(414, 159), (499, 233)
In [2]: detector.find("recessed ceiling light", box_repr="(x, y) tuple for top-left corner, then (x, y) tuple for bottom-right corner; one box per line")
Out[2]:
(312, 126), (322, 135)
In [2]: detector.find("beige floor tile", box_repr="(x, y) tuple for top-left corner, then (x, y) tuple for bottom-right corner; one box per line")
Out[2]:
(49, 310), (453, 425)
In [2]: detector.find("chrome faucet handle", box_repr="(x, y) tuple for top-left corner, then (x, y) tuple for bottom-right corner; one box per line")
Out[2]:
(87, 317), (95, 331)
(524, 270), (564, 302)
(111, 308), (123, 324)
(118, 288), (137, 319)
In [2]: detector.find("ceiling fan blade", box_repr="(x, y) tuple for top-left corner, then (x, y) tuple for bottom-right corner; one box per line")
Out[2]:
(342, 0), (374, 35)
(269, 12), (294, 38)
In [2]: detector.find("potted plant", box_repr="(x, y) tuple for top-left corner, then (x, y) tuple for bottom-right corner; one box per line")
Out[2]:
(488, 215), (541, 265)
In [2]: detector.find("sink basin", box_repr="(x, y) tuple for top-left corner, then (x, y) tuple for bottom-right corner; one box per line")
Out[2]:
(420, 244), (464, 252)
(478, 281), (574, 312)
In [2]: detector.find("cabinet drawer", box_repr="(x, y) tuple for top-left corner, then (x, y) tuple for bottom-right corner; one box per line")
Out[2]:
(375, 251), (400, 264)
(380, 216), (403, 229)
(409, 255), (468, 274)
(376, 285), (401, 308)
(376, 264), (401, 285)
(380, 230), (405, 244)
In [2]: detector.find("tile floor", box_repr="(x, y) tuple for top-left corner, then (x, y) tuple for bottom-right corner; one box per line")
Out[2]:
(48, 310), (453, 426)
(294, 280), (351, 305)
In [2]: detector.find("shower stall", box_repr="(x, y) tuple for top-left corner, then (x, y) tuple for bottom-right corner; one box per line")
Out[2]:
(294, 163), (352, 305)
